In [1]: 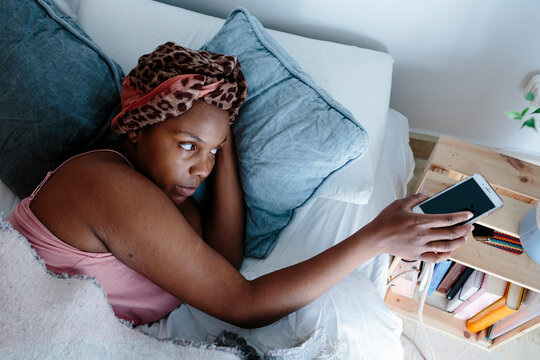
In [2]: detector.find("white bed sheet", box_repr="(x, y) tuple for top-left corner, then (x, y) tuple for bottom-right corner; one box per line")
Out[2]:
(138, 108), (415, 359)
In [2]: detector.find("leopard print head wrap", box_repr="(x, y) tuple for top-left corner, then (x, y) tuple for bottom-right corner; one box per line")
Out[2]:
(111, 42), (248, 135)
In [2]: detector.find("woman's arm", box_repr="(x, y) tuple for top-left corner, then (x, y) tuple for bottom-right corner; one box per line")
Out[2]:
(83, 159), (471, 329)
(203, 132), (245, 268)
(238, 192), (474, 327)
(175, 132), (244, 268)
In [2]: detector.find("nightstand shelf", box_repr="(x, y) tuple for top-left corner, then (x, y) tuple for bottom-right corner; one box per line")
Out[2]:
(385, 135), (540, 350)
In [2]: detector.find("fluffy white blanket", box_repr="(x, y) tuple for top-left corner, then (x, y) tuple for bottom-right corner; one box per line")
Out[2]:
(0, 219), (335, 359)
(0, 220), (242, 359)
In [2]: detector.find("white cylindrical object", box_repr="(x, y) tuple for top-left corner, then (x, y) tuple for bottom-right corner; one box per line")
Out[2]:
(519, 204), (540, 265)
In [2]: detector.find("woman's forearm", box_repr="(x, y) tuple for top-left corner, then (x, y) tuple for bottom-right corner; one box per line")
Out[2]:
(204, 137), (245, 268)
(229, 227), (384, 328)
(221, 194), (473, 328)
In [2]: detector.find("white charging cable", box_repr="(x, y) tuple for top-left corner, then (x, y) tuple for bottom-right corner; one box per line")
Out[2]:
(389, 261), (438, 360)
(418, 262), (437, 360)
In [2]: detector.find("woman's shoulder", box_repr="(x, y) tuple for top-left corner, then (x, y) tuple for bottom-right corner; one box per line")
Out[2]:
(30, 148), (174, 252)
(53, 149), (138, 185)
(53, 148), (164, 203)
(66, 148), (133, 171)
(31, 148), (163, 222)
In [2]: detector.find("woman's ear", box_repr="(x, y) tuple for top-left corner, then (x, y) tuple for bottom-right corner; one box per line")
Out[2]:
(126, 130), (141, 143)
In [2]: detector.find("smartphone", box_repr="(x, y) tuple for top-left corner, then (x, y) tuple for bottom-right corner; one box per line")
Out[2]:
(412, 173), (503, 225)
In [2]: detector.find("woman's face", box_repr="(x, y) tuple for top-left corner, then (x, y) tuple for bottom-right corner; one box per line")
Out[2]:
(126, 101), (230, 205)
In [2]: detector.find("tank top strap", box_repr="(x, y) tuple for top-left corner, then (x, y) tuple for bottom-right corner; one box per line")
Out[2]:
(29, 149), (133, 201)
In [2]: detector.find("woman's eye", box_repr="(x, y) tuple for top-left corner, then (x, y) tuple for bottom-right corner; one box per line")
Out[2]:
(210, 148), (219, 155)
(180, 143), (195, 151)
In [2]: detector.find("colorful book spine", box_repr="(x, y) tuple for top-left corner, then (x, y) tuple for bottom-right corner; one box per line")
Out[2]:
(446, 269), (483, 312)
(436, 262), (467, 294)
(473, 224), (523, 255)
(446, 267), (474, 300)
(477, 231), (524, 255)
(427, 260), (452, 296)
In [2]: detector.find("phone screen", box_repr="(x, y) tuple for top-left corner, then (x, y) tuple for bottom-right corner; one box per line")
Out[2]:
(419, 177), (496, 223)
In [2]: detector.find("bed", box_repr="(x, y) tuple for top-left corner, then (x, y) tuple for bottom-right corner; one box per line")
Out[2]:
(0, 0), (415, 359)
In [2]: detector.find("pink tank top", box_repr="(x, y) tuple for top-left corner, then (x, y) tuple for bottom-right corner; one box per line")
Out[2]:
(7, 150), (181, 326)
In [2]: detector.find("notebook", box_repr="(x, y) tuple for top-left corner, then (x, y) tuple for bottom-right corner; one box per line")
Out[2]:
(446, 269), (484, 312)
(453, 273), (507, 320)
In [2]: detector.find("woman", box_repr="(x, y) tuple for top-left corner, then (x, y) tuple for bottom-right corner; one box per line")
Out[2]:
(7, 42), (473, 330)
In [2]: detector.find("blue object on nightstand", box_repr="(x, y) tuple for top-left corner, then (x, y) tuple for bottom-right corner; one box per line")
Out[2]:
(427, 260), (453, 296)
(519, 204), (540, 265)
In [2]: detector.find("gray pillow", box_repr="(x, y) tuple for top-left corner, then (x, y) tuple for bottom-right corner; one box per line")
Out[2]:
(200, 8), (369, 258)
(0, 0), (124, 198)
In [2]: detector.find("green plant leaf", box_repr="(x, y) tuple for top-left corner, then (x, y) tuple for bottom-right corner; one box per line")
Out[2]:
(521, 107), (530, 116)
(521, 118), (536, 129)
(526, 92), (535, 101)
(505, 110), (522, 120)
(532, 107), (540, 114)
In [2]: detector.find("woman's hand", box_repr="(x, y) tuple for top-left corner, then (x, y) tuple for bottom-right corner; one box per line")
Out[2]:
(204, 130), (245, 269)
(362, 192), (474, 263)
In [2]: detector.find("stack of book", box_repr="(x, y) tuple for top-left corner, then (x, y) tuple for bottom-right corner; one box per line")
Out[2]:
(420, 260), (538, 339)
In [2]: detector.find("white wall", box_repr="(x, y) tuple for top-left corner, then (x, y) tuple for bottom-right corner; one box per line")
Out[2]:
(160, 0), (540, 157)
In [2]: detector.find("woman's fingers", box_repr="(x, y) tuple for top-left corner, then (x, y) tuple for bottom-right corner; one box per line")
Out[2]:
(374, 193), (475, 262)
(423, 224), (474, 242)
(426, 236), (467, 253)
(401, 192), (474, 227)
(421, 242), (465, 263)
(419, 211), (474, 228)
(419, 251), (454, 263)
(403, 191), (430, 209)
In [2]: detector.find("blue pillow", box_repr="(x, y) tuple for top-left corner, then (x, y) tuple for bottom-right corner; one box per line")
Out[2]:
(200, 8), (369, 258)
(0, 0), (124, 198)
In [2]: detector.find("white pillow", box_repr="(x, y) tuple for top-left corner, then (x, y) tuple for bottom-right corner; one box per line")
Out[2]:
(77, 0), (393, 204)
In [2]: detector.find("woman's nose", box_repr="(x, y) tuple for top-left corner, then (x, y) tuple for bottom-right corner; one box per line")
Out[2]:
(189, 157), (212, 178)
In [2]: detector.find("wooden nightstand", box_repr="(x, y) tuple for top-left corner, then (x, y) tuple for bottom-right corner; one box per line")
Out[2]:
(385, 135), (540, 350)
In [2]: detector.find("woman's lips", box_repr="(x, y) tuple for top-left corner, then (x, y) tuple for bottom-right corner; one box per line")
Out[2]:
(175, 185), (197, 197)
